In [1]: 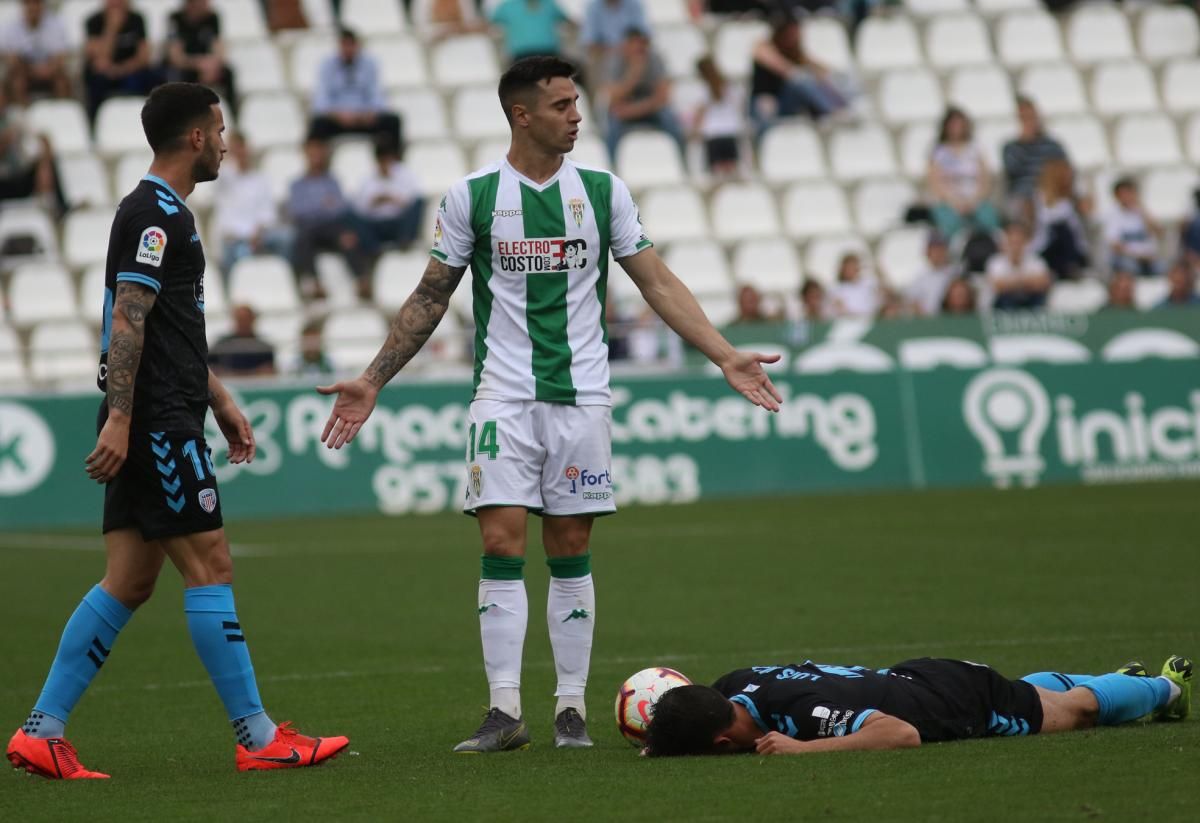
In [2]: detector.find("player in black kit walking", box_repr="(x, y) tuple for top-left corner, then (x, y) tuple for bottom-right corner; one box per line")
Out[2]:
(644, 655), (1191, 757)
(7, 83), (347, 780)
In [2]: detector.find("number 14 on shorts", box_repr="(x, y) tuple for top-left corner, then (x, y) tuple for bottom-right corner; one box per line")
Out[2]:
(468, 421), (500, 461)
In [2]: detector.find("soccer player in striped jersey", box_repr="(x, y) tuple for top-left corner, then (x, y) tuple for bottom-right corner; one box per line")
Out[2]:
(318, 56), (782, 752)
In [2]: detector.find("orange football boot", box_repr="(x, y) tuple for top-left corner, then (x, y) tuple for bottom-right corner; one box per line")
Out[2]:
(7, 729), (109, 779)
(235, 722), (349, 772)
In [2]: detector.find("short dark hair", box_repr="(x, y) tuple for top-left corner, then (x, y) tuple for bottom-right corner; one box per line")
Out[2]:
(643, 686), (734, 758)
(141, 82), (220, 153)
(339, 26), (358, 42)
(497, 55), (577, 124)
(1112, 176), (1137, 196)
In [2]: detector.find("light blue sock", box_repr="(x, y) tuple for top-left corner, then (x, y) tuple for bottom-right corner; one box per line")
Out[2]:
(27, 585), (132, 738)
(1021, 672), (1097, 692)
(1081, 673), (1171, 725)
(183, 584), (275, 749)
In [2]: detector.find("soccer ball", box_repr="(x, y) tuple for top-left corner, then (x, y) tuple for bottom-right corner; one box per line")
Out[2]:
(614, 667), (692, 746)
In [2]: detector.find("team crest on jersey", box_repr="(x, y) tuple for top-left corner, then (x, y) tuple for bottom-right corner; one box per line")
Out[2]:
(568, 198), (585, 228)
(198, 488), (218, 513)
(496, 238), (588, 272)
(469, 464), (483, 497)
(136, 226), (166, 267)
(433, 215), (443, 247)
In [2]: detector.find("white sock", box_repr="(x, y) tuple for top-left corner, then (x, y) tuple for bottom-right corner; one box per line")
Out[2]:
(547, 573), (595, 721)
(1162, 677), (1182, 704)
(479, 578), (527, 719)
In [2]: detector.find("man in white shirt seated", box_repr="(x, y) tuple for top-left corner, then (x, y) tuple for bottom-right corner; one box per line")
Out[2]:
(215, 134), (293, 275)
(986, 221), (1051, 311)
(905, 232), (960, 317)
(352, 137), (425, 251)
(1, 0), (70, 104)
(1103, 177), (1163, 278)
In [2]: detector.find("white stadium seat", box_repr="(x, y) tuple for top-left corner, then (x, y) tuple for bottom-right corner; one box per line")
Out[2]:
(26, 99), (91, 154)
(1113, 114), (1182, 168)
(227, 42), (288, 95)
(0, 205), (57, 261)
(369, 37), (428, 90)
(79, 264), (106, 324)
(876, 227), (929, 291)
(212, 0), (268, 41)
(803, 235), (872, 288)
(782, 182), (852, 238)
(709, 183), (780, 242)
(390, 89), (450, 141)
(948, 67), (1016, 121)
(1090, 61), (1159, 117)
(973, 118), (1017, 172)
(899, 122), (937, 180)
(28, 321), (96, 385)
(406, 142), (468, 197)
(260, 146), (306, 204)
(58, 0), (94, 49)
(640, 187), (709, 244)
(713, 19), (769, 80)
(1019, 64), (1088, 116)
(568, 136), (609, 170)
(95, 97), (148, 156)
(662, 241), (734, 299)
(62, 209), (113, 269)
(759, 120), (825, 183)
(615, 131), (685, 189)
(856, 16), (922, 72)
(976, 0), (1038, 14)
(113, 149), (153, 202)
(135, 0), (171, 47)
(58, 154), (112, 208)
(646, 0), (688, 25)
(731, 238), (802, 294)
(453, 86), (510, 142)
(1046, 115), (1110, 171)
(1188, 114), (1200, 165)
(288, 33), (337, 94)
(372, 250), (428, 312)
(904, 0), (969, 15)
(7, 264), (77, 327)
(997, 12), (1064, 67)
(803, 17), (853, 73)
(877, 68), (944, 126)
(1140, 166), (1200, 224)
(657, 25), (708, 79)
(1137, 4), (1200, 63)
(1134, 276), (1170, 311)
(852, 179), (916, 238)
(1162, 59), (1200, 114)
(239, 93), (306, 150)
(254, 313), (302, 364)
(340, 0), (407, 34)
(324, 307), (390, 372)
(0, 324), (27, 387)
(431, 35), (500, 89)
(472, 138), (510, 171)
(330, 139), (375, 194)
(925, 15), (993, 69)
(1066, 5), (1134, 65)
(1047, 280), (1107, 315)
(228, 256), (302, 314)
(301, 0), (336, 28)
(829, 125), (897, 181)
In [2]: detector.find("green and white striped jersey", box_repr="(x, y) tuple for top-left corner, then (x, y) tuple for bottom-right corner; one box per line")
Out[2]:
(431, 158), (652, 406)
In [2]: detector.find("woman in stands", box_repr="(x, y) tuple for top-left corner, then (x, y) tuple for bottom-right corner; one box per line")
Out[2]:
(1031, 157), (1090, 280)
(926, 107), (1000, 243)
(749, 13), (850, 136)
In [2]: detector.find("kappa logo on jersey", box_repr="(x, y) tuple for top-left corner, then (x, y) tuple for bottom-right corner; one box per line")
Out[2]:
(565, 464), (611, 496)
(497, 239), (588, 272)
(136, 227), (167, 267)
(568, 198), (585, 228)
(198, 488), (218, 513)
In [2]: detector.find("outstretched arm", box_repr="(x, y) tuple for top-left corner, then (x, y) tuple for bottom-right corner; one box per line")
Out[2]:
(755, 713), (921, 755)
(618, 248), (782, 411)
(317, 257), (467, 449)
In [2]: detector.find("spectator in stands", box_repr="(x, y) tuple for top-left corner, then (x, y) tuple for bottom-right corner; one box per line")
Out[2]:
(731, 284), (777, 325)
(1158, 261), (1200, 309)
(490, 0), (573, 63)
(0, 86), (66, 214)
(290, 317), (336, 378)
(216, 133), (292, 275)
(1001, 97), (1066, 219)
(905, 232), (959, 317)
(309, 28), (402, 146)
(940, 277), (977, 316)
(1102, 268), (1137, 312)
(288, 136), (374, 301)
(800, 278), (827, 321)
(581, 0), (648, 64)
(1031, 157), (1089, 280)
(828, 253), (879, 318)
(83, 0), (158, 124)
(1183, 188), (1200, 276)
(165, 0), (236, 109)
(1, 0), (71, 105)
(209, 305), (277, 377)
(603, 28), (686, 161)
(1103, 177), (1162, 278)
(986, 221), (1051, 311)
(353, 136), (425, 251)
(927, 107), (1000, 242)
(413, 0), (489, 41)
(694, 56), (745, 179)
(749, 13), (852, 136)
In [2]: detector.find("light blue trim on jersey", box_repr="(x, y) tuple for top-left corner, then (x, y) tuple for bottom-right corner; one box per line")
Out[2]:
(142, 174), (186, 205)
(116, 272), (162, 293)
(849, 708), (877, 734)
(730, 694), (768, 733)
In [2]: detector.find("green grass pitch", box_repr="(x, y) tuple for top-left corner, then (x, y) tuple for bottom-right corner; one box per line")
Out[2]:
(1, 483), (1196, 821)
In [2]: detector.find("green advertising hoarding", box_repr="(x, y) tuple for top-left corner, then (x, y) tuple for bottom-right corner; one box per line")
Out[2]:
(2, 357), (1198, 530)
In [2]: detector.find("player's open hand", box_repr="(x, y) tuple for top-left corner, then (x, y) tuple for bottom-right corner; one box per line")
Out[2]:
(212, 398), (256, 464)
(720, 351), (783, 412)
(755, 732), (806, 755)
(85, 416), (130, 483)
(316, 377), (380, 449)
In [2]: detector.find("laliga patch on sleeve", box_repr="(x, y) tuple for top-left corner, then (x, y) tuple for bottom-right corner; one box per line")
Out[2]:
(136, 226), (167, 267)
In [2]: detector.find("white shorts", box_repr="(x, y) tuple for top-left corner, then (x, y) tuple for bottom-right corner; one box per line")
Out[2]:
(463, 399), (616, 517)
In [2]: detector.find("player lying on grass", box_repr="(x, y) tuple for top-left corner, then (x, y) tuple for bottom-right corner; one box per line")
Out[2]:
(644, 655), (1192, 757)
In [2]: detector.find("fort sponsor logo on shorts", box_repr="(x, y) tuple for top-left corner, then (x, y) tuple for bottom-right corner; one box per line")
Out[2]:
(565, 465), (611, 500)
(198, 487), (218, 513)
(497, 239), (587, 272)
(136, 226), (166, 267)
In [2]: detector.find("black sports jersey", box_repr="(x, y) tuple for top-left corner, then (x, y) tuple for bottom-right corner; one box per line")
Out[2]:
(97, 175), (209, 433)
(713, 658), (1043, 744)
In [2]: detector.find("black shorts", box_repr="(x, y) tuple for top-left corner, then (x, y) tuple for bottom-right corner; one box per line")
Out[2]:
(100, 410), (223, 540)
(884, 658), (1044, 742)
(704, 136), (740, 169)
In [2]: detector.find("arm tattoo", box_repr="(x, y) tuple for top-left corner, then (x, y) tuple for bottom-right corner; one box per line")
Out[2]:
(106, 281), (157, 417)
(364, 259), (466, 389)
